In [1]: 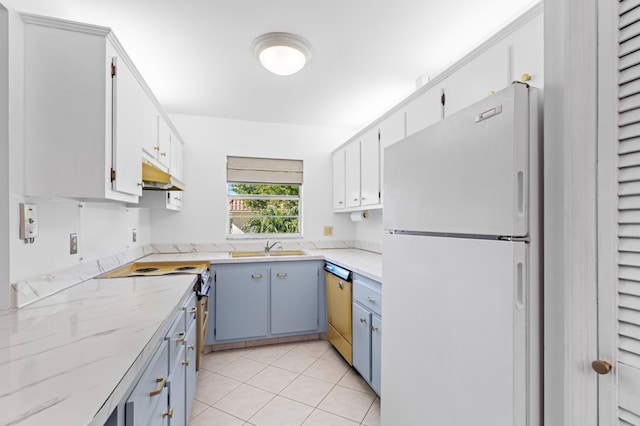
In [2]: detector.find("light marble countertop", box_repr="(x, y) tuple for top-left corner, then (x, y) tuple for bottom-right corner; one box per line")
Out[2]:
(142, 248), (383, 282)
(0, 274), (196, 426)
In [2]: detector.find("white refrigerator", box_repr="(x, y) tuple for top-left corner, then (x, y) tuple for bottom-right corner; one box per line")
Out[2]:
(381, 83), (541, 426)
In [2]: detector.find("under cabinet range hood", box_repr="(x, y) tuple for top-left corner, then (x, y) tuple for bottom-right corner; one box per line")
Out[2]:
(141, 160), (185, 191)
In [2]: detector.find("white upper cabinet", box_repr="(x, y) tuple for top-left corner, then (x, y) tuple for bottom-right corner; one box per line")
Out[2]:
(360, 128), (380, 207)
(332, 150), (346, 210)
(154, 116), (172, 169)
(345, 140), (361, 209)
(22, 14), (183, 203)
(510, 13), (544, 89)
(378, 109), (406, 204)
(442, 43), (510, 117)
(405, 84), (443, 137)
(170, 134), (184, 180)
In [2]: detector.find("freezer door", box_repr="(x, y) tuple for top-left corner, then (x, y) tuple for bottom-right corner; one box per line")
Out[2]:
(381, 233), (529, 426)
(383, 84), (532, 237)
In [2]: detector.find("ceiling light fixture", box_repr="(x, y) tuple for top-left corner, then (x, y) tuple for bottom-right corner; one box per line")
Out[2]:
(251, 32), (313, 76)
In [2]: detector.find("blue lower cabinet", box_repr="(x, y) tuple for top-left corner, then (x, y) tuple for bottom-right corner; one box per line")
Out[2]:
(352, 303), (372, 382)
(215, 265), (269, 341)
(210, 261), (323, 343)
(167, 345), (187, 426)
(371, 315), (382, 395)
(352, 275), (382, 396)
(271, 263), (319, 334)
(184, 321), (198, 422)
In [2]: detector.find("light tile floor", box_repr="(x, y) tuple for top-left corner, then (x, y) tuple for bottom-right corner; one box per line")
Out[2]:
(189, 340), (380, 426)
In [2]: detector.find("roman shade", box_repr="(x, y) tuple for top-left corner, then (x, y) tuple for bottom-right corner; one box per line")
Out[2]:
(227, 156), (303, 185)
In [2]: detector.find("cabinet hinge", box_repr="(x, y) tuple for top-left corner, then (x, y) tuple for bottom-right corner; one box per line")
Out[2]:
(213, 328), (216, 336)
(111, 63), (117, 78)
(441, 92), (446, 106)
(214, 272), (217, 283)
(378, 129), (381, 141)
(110, 168), (116, 182)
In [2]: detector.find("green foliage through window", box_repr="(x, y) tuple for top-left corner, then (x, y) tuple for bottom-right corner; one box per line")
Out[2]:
(228, 183), (301, 236)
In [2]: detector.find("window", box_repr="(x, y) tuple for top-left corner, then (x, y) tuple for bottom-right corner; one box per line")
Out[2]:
(227, 156), (302, 238)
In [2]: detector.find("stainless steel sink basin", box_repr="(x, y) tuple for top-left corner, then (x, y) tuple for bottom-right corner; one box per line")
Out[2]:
(230, 250), (305, 258)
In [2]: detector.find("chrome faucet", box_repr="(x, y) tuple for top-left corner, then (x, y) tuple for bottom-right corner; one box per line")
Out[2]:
(265, 240), (282, 252)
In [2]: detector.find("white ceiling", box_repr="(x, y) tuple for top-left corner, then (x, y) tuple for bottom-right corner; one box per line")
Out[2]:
(14, 0), (539, 130)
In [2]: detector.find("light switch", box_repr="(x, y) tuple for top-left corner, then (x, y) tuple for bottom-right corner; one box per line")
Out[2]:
(324, 226), (333, 236)
(70, 233), (78, 255)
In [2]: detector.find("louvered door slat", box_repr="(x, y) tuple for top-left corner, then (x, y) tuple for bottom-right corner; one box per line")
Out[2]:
(621, 50), (640, 71)
(620, 321), (640, 341)
(620, 294), (640, 311)
(619, 210), (640, 222)
(620, 137), (640, 154)
(619, 166), (640, 182)
(619, 195), (640, 209)
(619, 237), (640, 252)
(619, 181), (640, 195)
(620, 108), (640, 127)
(620, 280), (640, 296)
(620, 92), (640, 112)
(620, 78), (640, 98)
(619, 407), (640, 426)
(621, 0), (640, 17)
(621, 5), (640, 30)
(620, 35), (640, 57)
(619, 252), (640, 266)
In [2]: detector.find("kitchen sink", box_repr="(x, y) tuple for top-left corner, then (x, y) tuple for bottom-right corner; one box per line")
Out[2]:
(230, 250), (305, 258)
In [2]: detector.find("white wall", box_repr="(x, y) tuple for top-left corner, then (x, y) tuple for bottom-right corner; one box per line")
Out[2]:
(354, 209), (383, 249)
(151, 114), (355, 244)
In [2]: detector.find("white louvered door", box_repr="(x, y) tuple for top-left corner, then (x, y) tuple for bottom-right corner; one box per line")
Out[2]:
(611, 1), (640, 424)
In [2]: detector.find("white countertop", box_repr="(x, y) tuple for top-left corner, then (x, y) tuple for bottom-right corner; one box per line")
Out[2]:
(1, 248), (381, 426)
(142, 248), (383, 282)
(0, 274), (196, 426)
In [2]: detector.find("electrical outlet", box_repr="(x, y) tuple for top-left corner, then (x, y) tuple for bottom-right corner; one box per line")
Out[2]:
(132, 228), (137, 242)
(70, 233), (78, 255)
(324, 226), (333, 236)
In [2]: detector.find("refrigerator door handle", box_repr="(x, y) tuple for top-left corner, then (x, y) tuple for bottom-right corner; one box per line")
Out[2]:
(516, 261), (525, 310)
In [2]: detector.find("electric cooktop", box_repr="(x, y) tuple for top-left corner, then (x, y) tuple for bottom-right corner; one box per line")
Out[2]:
(98, 261), (210, 278)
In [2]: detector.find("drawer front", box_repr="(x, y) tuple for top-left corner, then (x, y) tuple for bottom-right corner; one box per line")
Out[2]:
(125, 340), (169, 426)
(184, 291), (198, 329)
(353, 280), (382, 316)
(166, 310), (187, 369)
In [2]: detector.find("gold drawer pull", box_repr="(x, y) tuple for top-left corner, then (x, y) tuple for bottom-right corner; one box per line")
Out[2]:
(189, 307), (197, 314)
(276, 272), (287, 277)
(153, 146), (160, 151)
(150, 377), (166, 396)
(162, 408), (173, 418)
(188, 344), (195, 350)
(160, 152), (167, 157)
(182, 359), (190, 366)
(175, 332), (186, 343)
(360, 318), (367, 323)
(371, 325), (379, 332)
(252, 274), (262, 278)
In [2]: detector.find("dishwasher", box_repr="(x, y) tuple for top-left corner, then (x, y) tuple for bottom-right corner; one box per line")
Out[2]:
(324, 262), (353, 365)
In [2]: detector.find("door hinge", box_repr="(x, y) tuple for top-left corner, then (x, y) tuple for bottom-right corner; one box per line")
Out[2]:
(213, 328), (216, 336)
(214, 272), (217, 283)
(441, 92), (446, 106)
(111, 63), (117, 78)
(378, 129), (381, 141)
(110, 168), (116, 182)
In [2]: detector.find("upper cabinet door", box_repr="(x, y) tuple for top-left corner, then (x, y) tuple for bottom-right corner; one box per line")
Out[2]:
(360, 129), (380, 207)
(170, 135), (184, 179)
(111, 55), (146, 197)
(510, 13), (544, 88)
(156, 116), (172, 169)
(333, 150), (346, 210)
(443, 43), (509, 117)
(405, 84), (443, 137)
(345, 141), (361, 209)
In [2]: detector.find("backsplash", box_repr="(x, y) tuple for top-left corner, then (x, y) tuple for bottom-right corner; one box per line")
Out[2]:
(11, 239), (381, 308)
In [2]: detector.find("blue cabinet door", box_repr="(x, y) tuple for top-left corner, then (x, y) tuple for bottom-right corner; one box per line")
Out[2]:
(184, 321), (197, 422)
(371, 315), (382, 395)
(271, 262), (319, 334)
(352, 303), (371, 382)
(167, 345), (187, 426)
(215, 265), (269, 341)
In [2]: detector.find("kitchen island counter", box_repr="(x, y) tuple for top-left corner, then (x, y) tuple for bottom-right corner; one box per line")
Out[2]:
(0, 274), (196, 426)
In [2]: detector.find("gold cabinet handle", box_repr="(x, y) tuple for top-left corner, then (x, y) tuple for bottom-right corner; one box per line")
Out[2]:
(520, 73), (532, 82)
(359, 317), (367, 323)
(153, 146), (160, 151)
(175, 332), (186, 343)
(174, 197), (182, 201)
(252, 274), (262, 278)
(338, 201), (343, 204)
(137, 182), (143, 187)
(150, 377), (166, 396)
(189, 307), (197, 314)
(162, 408), (173, 418)
(592, 360), (612, 375)
(371, 325), (379, 332)
(276, 272), (287, 277)
(366, 296), (376, 303)
(188, 344), (195, 350)
(182, 359), (190, 366)
(488, 90), (495, 96)
(353, 198), (359, 202)
(161, 152), (167, 157)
